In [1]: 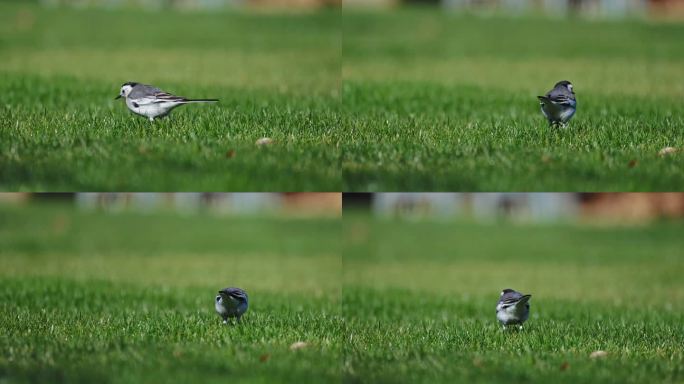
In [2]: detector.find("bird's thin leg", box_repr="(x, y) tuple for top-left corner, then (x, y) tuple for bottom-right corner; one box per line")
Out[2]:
(222, 318), (228, 325)
(519, 324), (523, 331)
(149, 116), (154, 122)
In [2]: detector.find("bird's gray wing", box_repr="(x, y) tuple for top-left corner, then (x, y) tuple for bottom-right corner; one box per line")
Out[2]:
(131, 95), (166, 106)
(128, 83), (163, 99)
(222, 287), (248, 300)
(546, 88), (575, 106)
(500, 291), (523, 303)
(129, 84), (186, 103)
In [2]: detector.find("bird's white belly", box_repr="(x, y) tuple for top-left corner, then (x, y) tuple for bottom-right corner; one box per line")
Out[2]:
(137, 104), (162, 117)
(126, 99), (174, 119)
(496, 304), (528, 325)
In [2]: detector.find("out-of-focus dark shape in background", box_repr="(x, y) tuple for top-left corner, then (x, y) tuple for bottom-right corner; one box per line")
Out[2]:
(342, 193), (372, 210)
(343, 193), (684, 223)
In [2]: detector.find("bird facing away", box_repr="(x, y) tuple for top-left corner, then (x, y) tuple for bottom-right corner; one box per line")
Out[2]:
(215, 287), (248, 324)
(115, 82), (218, 122)
(537, 80), (576, 127)
(496, 288), (531, 330)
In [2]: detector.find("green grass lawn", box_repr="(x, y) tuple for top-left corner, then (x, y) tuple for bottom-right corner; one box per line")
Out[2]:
(0, 3), (341, 191)
(341, 10), (684, 191)
(3, 202), (684, 383)
(343, 213), (684, 383)
(0, 204), (342, 383)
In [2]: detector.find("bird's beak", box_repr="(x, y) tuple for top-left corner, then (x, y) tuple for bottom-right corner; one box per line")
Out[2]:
(114, 95), (121, 100)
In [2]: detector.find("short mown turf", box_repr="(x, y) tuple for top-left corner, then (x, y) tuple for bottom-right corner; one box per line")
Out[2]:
(0, 4), (341, 191)
(343, 213), (684, 383)
(341, 10), (684, 191)
(0, 205), (342, 383)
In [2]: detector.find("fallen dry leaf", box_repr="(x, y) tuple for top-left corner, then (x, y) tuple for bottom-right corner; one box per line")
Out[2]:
(628, 159), (638, 168)
(658, 147), (679, 156)
(289, 341), (308, 351)
(560, 361), (569, 371)
(259, 353), (270, 363)
(225, 149), (236, 158)
(590, 350), (608, 359)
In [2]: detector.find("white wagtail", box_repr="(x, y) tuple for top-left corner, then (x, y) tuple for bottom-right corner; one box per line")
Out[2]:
(537, 80), (576, 127)
(215, 287), (248, 325)
(496, 288), (531, 330)
(115, 82), (218, 122)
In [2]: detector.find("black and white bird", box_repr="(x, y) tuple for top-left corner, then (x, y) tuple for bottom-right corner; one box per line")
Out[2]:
(115, 82), (218, 122)
(496, 288), (531, 330)
(215, 287), (248, 325)
(537, 80), (577, 127)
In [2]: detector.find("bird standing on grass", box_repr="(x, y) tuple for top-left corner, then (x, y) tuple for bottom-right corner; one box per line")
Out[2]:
(115, 82), (218, 122)
(215, 287), (248, 325)
(538, 80), (576, 127)
(496, 288), (531, 330)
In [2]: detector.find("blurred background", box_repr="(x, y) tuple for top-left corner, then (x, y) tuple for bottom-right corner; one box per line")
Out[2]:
(0, 192), (341, 216)
(28, 0), (683, 17)
(343, 192), (684, 305)
(40, 0), (340, 9)
(344, 0), (684, 19)
(0, 192), (341, 293)
(1, 0), (340, 96)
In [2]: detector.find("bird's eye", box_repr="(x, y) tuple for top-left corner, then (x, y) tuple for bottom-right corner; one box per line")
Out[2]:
(215, 296), (220, 302)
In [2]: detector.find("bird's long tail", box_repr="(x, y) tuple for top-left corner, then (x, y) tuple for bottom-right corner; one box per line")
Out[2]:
(183, 99), (219, 103)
